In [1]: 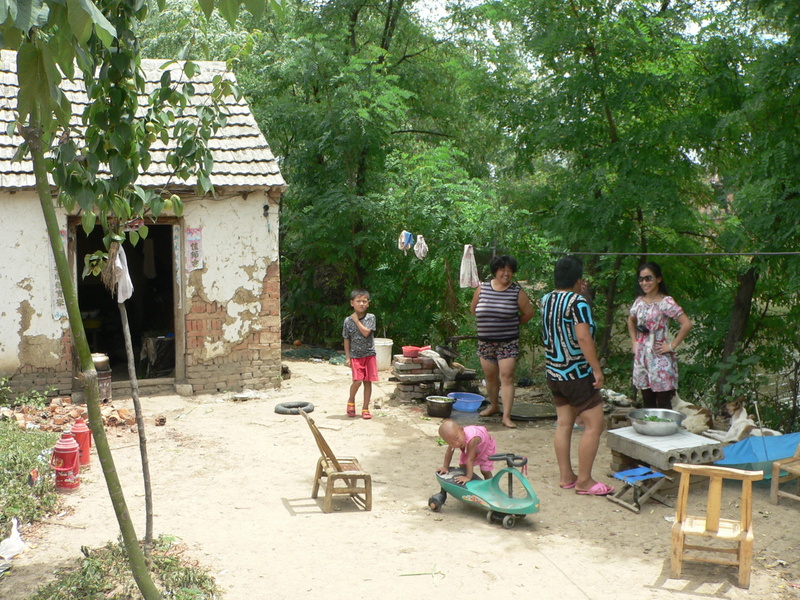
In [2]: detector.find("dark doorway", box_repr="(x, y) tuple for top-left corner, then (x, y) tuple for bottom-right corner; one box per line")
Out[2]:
(74, 224), (176, 380)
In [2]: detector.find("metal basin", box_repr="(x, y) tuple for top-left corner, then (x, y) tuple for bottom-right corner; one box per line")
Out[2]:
(628, 408), (685, 436)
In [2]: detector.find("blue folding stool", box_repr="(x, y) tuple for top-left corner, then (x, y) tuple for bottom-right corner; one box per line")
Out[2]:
(607, 466), (674, 513)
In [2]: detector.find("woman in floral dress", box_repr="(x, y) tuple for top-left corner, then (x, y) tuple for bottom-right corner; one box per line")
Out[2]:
(627, 262), (693, 409)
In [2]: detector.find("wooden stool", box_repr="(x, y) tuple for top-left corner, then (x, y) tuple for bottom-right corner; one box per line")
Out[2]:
(607, 466), (673, 513)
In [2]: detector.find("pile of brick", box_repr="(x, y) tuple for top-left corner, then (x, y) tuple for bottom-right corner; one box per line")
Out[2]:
(0, 396), (136, 432)
(391, 354), (477, 403)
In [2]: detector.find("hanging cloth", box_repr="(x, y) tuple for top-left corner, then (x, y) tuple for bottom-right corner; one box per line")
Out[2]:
(397, 230), (414, 255)
(459, 244), (479, 288)
(114, 245), (134, 303)
(414, 235), (428, 260)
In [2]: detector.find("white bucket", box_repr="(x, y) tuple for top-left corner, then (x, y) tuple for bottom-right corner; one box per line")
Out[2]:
(374, 338), (393, 371)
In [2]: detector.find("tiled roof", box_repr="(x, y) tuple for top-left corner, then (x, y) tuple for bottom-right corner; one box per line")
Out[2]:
(0, 49), (285, 192)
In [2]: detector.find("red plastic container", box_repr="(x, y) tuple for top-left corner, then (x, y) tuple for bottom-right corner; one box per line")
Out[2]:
(50, 432), (80, 492)
(71, 418), (92, 467)
(402, 345), (431, 358)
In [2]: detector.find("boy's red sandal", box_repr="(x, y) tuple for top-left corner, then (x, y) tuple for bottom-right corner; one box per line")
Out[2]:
(347, 402), (356, 417)
(361, 409), (372, 420)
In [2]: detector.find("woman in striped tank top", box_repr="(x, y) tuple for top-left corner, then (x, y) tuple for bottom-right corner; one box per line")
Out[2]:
(470, 256), (535, 428)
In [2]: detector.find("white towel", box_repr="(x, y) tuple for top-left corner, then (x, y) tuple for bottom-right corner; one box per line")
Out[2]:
(459, 244), (479, 288)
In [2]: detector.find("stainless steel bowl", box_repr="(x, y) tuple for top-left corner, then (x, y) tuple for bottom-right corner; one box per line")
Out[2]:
(628, 408), (685, 436)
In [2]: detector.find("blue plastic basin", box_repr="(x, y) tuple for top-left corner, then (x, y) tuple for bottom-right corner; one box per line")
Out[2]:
(447, 392), (485, 412)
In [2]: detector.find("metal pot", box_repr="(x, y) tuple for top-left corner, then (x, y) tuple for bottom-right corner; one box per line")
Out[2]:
(426, 396), (454, 418)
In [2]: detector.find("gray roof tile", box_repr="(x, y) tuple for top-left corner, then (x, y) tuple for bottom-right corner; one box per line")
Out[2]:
(0, 50), (285, 193)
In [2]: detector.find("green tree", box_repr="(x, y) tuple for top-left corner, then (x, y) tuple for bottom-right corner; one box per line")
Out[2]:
(5, 0), (276, 596)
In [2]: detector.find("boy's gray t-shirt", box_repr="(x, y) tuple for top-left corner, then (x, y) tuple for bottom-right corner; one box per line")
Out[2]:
(342, 313), (377, 358)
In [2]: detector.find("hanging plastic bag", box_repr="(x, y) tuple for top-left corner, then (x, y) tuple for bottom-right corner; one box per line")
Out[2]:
(414, 235), (428, 260)
(397, 230), (414, 255)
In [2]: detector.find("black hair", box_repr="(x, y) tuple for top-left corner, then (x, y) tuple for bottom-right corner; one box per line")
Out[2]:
(489, 255), (518, 275)
(554, 255), (583, 289)
(637, 262), (669, 295)
(350, 289), (370, 300)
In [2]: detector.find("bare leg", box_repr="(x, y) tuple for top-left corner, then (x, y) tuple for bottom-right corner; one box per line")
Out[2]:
(362, 381), (372, 411)
(349, 380), (362, 403)
(554, 404), (577, 488)
(479, 358), (500, 417)
(498, 357), (517, 428)
(480, 470), (493, 480)
(575, 403), (605, 491)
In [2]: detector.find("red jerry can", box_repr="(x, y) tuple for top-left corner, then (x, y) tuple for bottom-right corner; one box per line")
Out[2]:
(50, 432), (80, 492)
(71, 418), (92, 467)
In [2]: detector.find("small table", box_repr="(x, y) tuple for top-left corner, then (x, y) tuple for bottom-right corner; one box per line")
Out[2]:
(606, 427), (725, 472)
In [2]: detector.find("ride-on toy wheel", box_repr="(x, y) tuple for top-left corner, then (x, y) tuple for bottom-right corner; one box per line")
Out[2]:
(487, 511), (516, 529)
(428, 490), (447, 512)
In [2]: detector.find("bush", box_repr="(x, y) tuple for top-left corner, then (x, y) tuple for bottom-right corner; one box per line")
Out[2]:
(29, 536), (221, 600)
(0, 421), (59, 528)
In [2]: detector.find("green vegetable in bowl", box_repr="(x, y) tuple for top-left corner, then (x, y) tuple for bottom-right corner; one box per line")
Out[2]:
(642, 415), (671, 422)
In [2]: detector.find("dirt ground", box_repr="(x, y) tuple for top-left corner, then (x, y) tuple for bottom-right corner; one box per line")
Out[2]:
(2, 358), (800, 600)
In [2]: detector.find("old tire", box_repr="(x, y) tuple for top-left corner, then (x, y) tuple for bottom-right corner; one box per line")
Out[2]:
(274, 401), (314, 415)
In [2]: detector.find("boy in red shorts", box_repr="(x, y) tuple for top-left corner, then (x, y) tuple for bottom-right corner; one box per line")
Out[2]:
(343, 289), (377, 419)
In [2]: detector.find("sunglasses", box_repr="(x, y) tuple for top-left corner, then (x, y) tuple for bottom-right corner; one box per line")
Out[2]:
(638, 275), (654, 283)
(635, 324), (650, 335)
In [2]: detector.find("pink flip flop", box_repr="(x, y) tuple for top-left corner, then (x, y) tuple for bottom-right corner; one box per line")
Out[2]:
(560, 481), (577, 489)
(576, 482), (615, 496)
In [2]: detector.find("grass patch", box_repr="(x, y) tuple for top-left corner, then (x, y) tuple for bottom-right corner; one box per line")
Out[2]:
(0, 420), (59, 528)
(28, 536), (221, 600)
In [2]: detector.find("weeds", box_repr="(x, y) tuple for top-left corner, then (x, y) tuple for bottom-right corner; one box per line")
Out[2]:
(0, 421), (59, 528)
(29, 536), (221, 600)
(0, 377), (55, 409)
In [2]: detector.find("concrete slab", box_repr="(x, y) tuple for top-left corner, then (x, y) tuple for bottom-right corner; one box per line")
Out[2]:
(607, 426), (725, 471)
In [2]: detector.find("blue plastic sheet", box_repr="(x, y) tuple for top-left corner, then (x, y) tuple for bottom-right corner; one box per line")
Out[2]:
(715, 432), (800, 478)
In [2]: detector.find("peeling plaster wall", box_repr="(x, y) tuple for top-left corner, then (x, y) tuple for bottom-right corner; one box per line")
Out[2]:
(182, 190), (282, 392)
(0, 193), (72, 389)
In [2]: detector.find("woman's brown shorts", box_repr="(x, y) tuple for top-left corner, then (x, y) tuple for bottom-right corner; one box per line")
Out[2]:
(547, 377), (603, 414)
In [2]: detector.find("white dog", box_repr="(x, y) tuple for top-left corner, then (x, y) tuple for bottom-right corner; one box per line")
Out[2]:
(671, 393), (713, 434)
(703, 398), (782, 442)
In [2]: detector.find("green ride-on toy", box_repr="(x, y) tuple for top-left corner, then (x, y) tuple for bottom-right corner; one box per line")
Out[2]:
(428, 453), (539, 529)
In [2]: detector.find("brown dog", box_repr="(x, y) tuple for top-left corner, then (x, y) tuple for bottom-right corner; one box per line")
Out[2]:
(671, 393), (713, 434)
(703, 397), (782, 442)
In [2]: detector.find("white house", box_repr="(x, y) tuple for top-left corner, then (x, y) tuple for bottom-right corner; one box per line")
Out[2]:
(0, 50), (285, 396)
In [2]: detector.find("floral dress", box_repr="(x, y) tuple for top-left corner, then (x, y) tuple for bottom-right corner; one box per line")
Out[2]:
(630, 296), (684, 392)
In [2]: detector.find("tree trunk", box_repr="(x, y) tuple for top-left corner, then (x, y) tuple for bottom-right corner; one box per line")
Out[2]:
(25, 120), (162, 600)
(716, 261), (759, 398)
(599, 254), (624, 360)
(119, 302), (155, 560)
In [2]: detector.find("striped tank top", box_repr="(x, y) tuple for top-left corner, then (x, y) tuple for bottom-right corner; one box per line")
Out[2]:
(474, 281), (521, 342)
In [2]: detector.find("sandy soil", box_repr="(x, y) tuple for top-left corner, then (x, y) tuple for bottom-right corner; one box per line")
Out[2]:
(2, 358), (799, 600)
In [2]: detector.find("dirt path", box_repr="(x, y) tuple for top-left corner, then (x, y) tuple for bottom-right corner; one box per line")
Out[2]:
(3, 359), (798, 599)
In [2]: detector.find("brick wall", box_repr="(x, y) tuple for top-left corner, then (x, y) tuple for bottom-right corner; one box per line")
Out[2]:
(184, 259), (282, 393)
(6, 331), (74, 396)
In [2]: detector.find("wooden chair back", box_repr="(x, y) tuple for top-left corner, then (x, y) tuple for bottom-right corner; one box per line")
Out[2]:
(300, 409), (344, 471)
(770, 440), (800, 505)
(670, 463), (763, 588)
